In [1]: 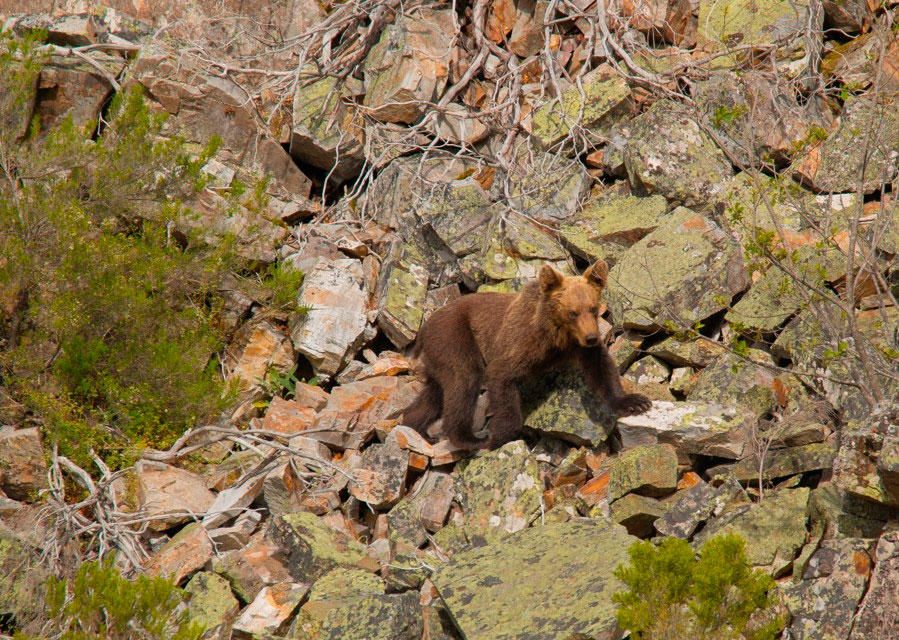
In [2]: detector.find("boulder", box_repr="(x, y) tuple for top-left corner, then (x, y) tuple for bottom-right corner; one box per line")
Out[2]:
(792, 95), (899, 194)
(706, 443), (836, 483)
(133, 460), (215, 531)
(362, 8), (454, 123)
(36, 53), (123, 134)
(185, 571), (241, 639)
(695, 487), (810, 576)
(144, 522), (213, 584)
(289, 258), (369, 378)
(290, 74), (365, 181)
(654, 477), (747, 539)
(0, 427), (48, 501)
(432, 520), (637, 640)
(832, 414), (899, 507)
(647, 336), (726, 368)
(212, 535), (292, 604)
(611, 493), (669, 537)
(782, 538), (874, 640)
(849, 527), (899, 639)
(607, 207), (748, 330)
(376, 242), (430, 348)
(529, 69), (632, 149)
(262, 396), (319, 435)
(559, 194), (669, 266)
(522, 368), (617, 447)
(387, 471), (454, 547)
(269, 511), (376, 583)
(623, 100), (734, 207)
(349, 436), (409, 509)
(226, 320), (295, 391)
(507, 151), (593, 222)
(311, 592), (423, 640)
(454, 441), (542, 545)
(620, 0), (695, 44)
(688, 349), (777, 419)
(608, 443), (678, 500)
(617, 401), (752, 460)
(231, 581), (308, 639)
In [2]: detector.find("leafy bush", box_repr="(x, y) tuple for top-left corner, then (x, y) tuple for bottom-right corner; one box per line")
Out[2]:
(17, 557), (203, 640)
(613, 533), (785, 640)
(0, 33), (240, 468)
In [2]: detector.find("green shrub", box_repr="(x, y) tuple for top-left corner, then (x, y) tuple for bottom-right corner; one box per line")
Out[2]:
(17, 557), (203, 640)
(0, 33), (239, 468)
(613, 533), (785, 640)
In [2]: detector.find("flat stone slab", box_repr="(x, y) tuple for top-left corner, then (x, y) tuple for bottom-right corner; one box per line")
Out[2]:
(432, 520), (637, 640)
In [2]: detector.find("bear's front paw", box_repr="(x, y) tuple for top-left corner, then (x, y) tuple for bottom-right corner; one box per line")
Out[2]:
(613, 393), (652, 416)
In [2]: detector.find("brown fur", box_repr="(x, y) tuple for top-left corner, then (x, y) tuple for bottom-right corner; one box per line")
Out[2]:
(402, 260), (652, 450)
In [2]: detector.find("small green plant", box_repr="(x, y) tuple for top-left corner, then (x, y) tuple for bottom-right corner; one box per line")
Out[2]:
(712, 104), (748, 128)
(18, 557), (204, 640)
(261, 261), (305, 310)
(613, 534), (784, 640)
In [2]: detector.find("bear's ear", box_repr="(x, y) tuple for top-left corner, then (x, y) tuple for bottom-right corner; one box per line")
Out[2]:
(584, 259), (608, 290)
(539, 264), (564, 294)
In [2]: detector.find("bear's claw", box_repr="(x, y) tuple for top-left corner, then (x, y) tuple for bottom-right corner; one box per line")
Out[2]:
(614, 393), (653, 416)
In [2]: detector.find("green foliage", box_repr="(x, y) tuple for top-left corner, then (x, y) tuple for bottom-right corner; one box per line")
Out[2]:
(613, 533), (785, 640)
(712, 104), (748, 128)
(0, 35), (238, 468)
(18, 557), (204, 640)
(261, 261), (305, 310)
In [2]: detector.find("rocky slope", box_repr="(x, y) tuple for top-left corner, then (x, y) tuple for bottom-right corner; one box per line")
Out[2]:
(1, 1), (898, 639)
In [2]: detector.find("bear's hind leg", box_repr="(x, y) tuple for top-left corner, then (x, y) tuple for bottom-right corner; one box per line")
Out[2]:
(402, 377), (443, 440)
(439, 374), (484, 449)
(485, 374), (523, 448)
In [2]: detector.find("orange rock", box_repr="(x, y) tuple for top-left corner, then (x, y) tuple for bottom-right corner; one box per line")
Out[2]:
(356, 355), (412, 380)
(144, 523), (212, 584)
(430, 439), (470, 466)
(409, 452), (429, 472)
(262, 396), (317, 434)
(677, 471), (703, 490)
(577, 473), (610, 506)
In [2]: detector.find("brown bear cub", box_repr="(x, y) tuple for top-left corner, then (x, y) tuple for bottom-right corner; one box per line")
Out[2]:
(402, 259), (652, 450)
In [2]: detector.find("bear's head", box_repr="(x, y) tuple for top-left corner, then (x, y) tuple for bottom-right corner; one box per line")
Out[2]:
(539, 260), (608, 348)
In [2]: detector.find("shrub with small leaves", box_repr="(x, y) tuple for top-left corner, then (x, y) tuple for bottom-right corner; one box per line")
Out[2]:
(613, 533), (785, 640)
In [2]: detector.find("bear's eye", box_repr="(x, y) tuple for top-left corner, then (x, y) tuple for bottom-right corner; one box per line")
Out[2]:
(568, 311), (578, 320)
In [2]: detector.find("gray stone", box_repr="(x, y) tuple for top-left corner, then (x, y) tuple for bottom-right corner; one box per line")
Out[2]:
(608, 444), (678, 501)
(376, 241), (429, 349)
(611, 493), (669, 537)
(849, 527), (899, 639)
(388, 471), (454, 547)
(654, 477), (748, 539)
(688, 349), (777, 419)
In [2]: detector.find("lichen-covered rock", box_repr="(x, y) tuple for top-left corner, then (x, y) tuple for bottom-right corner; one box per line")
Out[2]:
(507, 151), (592, 222)
(696, 487), (810, 576)
(362, 8), (454, 123)
(647, 336), (726, 368)
(792, 96), (899, 194)
(654, 477), (747, 539)
(388, 471), (454, 547)
(832, 413), (899, 507)
(454, 441), (542, 545)
(376, 241), (430, 348)
(617, 401), (752, 460)
(623, 100), (734, 207)
(708, 443), (836, 483)
(522, 368), (617, 447)
(349, 436), (409, 509)
(782, 538), (874, 640)
(529, 69), (632, 149)
(144, 522), (214, 584)
(432, 519), (637, 640)
(269, 512), (375, 583)
(289, 567), (385, 639)
(559, 194), (668, 266)
(809, 483), (891, 539)
(186, 572), (240, 639)
(419, 179), (498, 259)
(848, 527), (899, 639)
(289, 258), (369, 378)
(317, 592), (423, 640)
(611, 493), (669, 537)
(696, 0), (819, 67)
(688, 349), (777, 419)
(607, 207), (747, 330)
(0, 427), (48, 501)
(291, 74), (365, 181)
(608, 444), (678, 500)
(621, 0), (695, 45)
(822, 0), (871, 33)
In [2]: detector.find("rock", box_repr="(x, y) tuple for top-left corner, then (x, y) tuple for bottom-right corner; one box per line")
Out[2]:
(313, 375), (421, 449)
(289, 567), (384, 637)
(313, 592), (423, 640)
(621, 0), (695, 44)
(36, 53), (123, 135)
(559, 194), (669, 266)
(696, 487), (809, 575)
(290, 74), (365, 181)
(623, 100), (734, 207)
(262, 396), (319, 435)
(227, 320), (295, 391)
(455, 441), (542, 545)
(647, 336), (726, 368)
(205, 450), (264, 492)
(144, 522), (213, 584)
(133, 460), (215, 531)
(706, 443), (836, 483)
(696, 0), (819, 67)
(611, 493), (669, 537)
(625, 356), (670, 386)
(356, 355), (413, 380)
(231, 581), (308, 639)
(185, 572), (240, 639)
(822, 0), (871, 33)
(213, 535), (292, 604)
(608, 443), (678, 500)
(474, 213), (571, 287)
(362, 9), (454, 123)
(782, 538), (874, 640)
(713, 172), (813, 237)
(694, 70), (832, 166)
(617, 401), (752, 460)
(387, 471), (455, 547)
(522, 368), (617, 446)
(435, 103), (489, 145)
(349, 436), (409, 509)
(269, 511), (376, 583)
(655, 477), (747, 538)
(508, 0), (547, 56)
(46, 14), (98, 45)
(417, 178), (497, 261)
(607, 207), (747, 330)
(202, 471), (267, 529)
(0, 427), (48, 501)
(289, 258), (369, 378)
(432, 520), (637, 640)
(507, 151), (593, 222)
(688, 349), (777, 418)
(376, 242), (429, 348)
(529, 69), (632, 149)
(810, 483), (891, 539)
(792, 96), (899, 194)
(849, 527), (899, 639)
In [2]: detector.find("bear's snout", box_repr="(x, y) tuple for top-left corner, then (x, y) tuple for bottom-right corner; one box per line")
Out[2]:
(584, 334), (599, 347)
